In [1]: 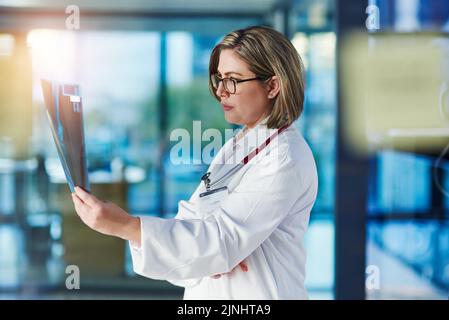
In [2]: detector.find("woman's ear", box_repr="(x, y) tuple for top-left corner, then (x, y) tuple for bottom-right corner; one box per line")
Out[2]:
(266, 76), (280, 99)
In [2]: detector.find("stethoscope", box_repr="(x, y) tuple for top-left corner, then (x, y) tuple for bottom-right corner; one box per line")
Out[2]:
(199, 123), (290, 198)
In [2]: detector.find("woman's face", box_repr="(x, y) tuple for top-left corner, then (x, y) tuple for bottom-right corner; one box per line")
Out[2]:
(216, 49), (272, 128)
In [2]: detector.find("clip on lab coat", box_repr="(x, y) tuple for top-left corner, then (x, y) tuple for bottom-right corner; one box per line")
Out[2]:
(199, 123), (290, 198)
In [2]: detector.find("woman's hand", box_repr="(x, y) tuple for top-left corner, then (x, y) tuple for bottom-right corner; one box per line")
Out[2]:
(71, 186), (141, 246)
(211, 260), (248, 279)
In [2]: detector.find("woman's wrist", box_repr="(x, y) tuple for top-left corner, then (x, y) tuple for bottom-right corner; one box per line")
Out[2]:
(122, 215), (142, 248)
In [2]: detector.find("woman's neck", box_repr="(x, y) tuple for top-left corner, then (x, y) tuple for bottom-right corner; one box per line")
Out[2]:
(236, 114), (269, 142)
(245, 114), (269, 129)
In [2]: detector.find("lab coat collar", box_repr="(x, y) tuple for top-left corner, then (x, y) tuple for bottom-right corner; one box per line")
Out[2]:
(204, 114), (283, 191)
(209, 115), (276, 171)
(232, 115), (276, 154)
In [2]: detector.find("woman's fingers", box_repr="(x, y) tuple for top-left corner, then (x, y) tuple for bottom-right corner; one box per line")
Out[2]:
(239, 261), (248, 272)
(74, 186), (99, 208)
(72, 193), (89, 220)
(211, 261), (249, 279)
(72, 193), (85, 212)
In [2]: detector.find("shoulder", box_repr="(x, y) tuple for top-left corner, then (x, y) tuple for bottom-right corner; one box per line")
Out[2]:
(256, 126), (318, 186)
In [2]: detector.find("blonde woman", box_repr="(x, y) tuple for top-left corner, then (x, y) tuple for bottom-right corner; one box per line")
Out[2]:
(72, 26), (318, 299)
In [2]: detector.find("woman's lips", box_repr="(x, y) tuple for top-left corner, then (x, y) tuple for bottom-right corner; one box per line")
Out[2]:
(222, 104), (234, 111)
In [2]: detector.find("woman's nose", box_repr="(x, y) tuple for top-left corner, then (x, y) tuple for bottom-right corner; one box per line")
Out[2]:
(216, 82), (229, 98)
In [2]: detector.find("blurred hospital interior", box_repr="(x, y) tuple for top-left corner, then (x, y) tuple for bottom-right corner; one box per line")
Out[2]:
(0, 0), (449, 300)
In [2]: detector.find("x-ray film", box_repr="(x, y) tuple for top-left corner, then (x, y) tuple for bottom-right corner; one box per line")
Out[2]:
(41, 79), (90, 193)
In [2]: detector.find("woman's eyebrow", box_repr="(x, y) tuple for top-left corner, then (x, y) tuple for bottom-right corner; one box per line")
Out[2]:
(217, 71), (243, 76)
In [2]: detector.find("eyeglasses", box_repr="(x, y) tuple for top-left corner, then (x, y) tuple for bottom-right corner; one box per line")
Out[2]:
(211, 74), (269, 94)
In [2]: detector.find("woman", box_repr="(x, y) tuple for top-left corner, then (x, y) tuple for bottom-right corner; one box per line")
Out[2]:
(72, 26), (318, 299)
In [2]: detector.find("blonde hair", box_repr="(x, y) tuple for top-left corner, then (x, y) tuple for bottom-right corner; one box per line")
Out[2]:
(209, 25), (306, 129)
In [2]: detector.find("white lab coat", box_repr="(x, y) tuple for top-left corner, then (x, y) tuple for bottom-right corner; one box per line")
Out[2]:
(129, 117), (318, 299)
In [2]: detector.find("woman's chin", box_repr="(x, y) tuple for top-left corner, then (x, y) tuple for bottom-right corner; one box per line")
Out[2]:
(224, 113), (241, 126)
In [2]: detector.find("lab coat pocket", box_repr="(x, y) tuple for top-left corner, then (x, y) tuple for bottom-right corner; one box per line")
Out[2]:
(198, 187), (229, 216)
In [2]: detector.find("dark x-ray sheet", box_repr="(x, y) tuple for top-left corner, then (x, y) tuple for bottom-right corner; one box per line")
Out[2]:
(41, 79), (90, 193)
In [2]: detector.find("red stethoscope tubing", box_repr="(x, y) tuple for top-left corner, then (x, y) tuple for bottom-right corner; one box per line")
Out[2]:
(203, 123), (290, 191)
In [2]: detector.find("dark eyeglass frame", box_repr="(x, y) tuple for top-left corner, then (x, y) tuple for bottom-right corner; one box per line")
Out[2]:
(211, 74), (270, 94)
